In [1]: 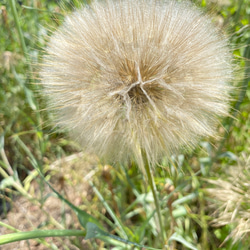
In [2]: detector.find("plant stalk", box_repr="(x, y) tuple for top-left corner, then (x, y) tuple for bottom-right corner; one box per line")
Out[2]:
(143, 153), (165, 245)
(88, 180), (128, 239)
(0, 230), (84, 245)
(10, 0), (28, 57)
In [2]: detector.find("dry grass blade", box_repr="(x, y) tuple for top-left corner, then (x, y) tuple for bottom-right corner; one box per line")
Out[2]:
(207, 155), (250, 245)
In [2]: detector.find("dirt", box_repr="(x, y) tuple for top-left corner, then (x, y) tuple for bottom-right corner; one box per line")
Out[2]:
(0, 152), (100, 250)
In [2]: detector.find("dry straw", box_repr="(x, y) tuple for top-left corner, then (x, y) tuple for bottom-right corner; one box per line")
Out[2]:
(41, 0), (233, 171)
(207, 155), (250, 245)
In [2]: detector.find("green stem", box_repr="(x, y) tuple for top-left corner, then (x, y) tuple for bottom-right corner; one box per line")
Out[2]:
(143, 153), (165, 245)
(0, 221), (20, 233)
(0, 166), (31, 199)
(10, 0), (38, 111)
(0, 147), (14, 176)
(199, 192), (209, 250)
(21, 5), (64, 16)
(0, 222), (54, 248)
(88, 180), (128, 239)
(10, 0), (28, 56)
(0, 166), (9, 179)
(0, 230), (84, 245)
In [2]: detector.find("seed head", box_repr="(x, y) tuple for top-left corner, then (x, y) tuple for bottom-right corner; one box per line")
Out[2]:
(41, 0), (233, 170)
(207, 155), (250, 245)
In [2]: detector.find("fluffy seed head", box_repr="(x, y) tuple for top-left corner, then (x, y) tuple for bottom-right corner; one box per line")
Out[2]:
(207, 156), (250, 245)
(41, 0), (233, 169)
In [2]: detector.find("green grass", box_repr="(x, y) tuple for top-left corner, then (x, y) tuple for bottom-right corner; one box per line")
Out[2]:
(0, 0), (250, 249)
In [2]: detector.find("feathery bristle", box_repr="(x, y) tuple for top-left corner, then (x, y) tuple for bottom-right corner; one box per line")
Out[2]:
(207, 155), (250, 245)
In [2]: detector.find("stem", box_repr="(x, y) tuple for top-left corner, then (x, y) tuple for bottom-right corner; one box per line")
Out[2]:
(0, 166), (9, 179)
(143, 153), (165, 245)
(0, 222), (53, 248)
(0, 147), (14, 176)
(0, 230), (84, 245)
(199, 192), (209, 250)
(0, 221), (20, 233)
(10, 0), (38, 111)
(88, 180), (128, 239)
(0, 166), (31, 199)
(10, 0), (28, 56)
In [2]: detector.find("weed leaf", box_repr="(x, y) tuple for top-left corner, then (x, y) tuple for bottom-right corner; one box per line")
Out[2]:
(168, 233), (198, 250)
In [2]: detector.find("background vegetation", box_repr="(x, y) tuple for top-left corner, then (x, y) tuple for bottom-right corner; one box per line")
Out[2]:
(0, 0), (249, 249)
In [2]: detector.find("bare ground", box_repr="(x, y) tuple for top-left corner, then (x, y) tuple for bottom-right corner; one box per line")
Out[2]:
(0, 152), (100, 250)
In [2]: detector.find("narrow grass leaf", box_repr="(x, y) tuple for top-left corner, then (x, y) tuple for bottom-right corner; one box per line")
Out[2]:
(0, 230), (84, 245)
(86, 223), (162, 250)
(172, 193), (198, 207)
(0, 176), (15, 189)
(15, 136), (102, 228)
(0, 135), (4, 150)
(218, 151), (238, 161)
(45, 179), (102, 229)
(21, 5), (64, 16)
(88, 180), (129, 239)
(24, 86), (37, 111)
(136, 209), (156, 242)
(168, 233), (198, 250)
(172, 206), (187, 218)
